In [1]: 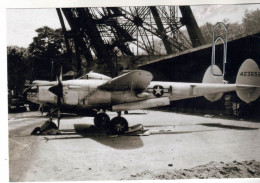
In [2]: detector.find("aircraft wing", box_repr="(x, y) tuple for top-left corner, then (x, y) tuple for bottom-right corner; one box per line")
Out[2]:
(32, 80), (57, 86)
(99, 70), (153, 91)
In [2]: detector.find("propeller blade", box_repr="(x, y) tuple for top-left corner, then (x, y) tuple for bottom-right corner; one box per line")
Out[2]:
(48, 65), (63, 130)
(48, 82), (63, 96)
(57, 95), (61, 129)
(57, 114), (60, 129)
(58, 66), (63, 82)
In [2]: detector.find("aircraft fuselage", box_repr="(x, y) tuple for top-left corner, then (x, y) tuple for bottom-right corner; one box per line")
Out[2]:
(26, 79), (172, 109)
(27, 77), (238, 111)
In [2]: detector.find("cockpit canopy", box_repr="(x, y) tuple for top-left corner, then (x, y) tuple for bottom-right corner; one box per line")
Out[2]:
(78, 71), (112, 80)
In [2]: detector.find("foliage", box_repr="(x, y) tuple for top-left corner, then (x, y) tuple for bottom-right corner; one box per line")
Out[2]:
(29, 26), (65, 59)
(199, 19), (244, 44)
(7, 26), (71, 95)
(7, 46), (30, 95)
(199, 9), (260, 44)
(242, 8), (260, 34)
(28, 26), (69, 80)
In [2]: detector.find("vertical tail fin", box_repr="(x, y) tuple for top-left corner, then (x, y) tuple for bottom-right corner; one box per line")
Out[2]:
(202, 65), (224, 102)
(236, 59), (260, 103)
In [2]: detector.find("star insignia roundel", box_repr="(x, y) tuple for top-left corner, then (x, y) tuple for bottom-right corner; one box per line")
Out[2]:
(153, 85), (164, 97)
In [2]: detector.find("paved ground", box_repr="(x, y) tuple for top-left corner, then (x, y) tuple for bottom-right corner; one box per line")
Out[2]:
(8, 110), (260, 181)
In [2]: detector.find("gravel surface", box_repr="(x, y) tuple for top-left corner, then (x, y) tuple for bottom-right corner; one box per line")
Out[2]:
(126, 160), (260, 179)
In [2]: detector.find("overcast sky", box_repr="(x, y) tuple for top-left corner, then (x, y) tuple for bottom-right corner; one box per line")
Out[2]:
(6, 4), (260, 48)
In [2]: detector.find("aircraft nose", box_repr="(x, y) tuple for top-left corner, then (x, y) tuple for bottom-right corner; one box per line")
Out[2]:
(24, 85), (38, 101)
(23, 88), (29, 100)
(49, 82), (63, 97)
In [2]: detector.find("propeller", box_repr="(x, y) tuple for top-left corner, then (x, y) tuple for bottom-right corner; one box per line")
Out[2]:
(48, 67), (63, 129)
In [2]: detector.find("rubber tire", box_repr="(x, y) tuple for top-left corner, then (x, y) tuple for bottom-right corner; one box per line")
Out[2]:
(124, 110), (128, 114)
(21, 106), (27, 112)
(110, 116), (128, 134)
(29, 103), (40, 111)
(94, 113), (110, 130)
(42, 106), (51, 112)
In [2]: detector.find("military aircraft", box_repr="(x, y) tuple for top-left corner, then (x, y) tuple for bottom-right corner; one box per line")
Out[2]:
(25, 58), (260, 134)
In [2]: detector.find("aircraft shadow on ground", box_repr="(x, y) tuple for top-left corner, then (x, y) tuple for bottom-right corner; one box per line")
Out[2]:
(124, 112), (147, 115)
(47, 124), (144, 150)
(61, 113), (97, 118)
(199, 123), (259, 130)
(144, 125), (178, 127)
(8, 113), (89, 119)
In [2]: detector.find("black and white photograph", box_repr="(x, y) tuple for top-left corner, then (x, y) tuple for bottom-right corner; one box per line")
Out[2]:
(4, 1), (260, 182)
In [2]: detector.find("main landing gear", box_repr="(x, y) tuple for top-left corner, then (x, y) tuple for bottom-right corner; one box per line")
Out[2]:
(93, 111), (129, 134)
(94, 113), (110, 130)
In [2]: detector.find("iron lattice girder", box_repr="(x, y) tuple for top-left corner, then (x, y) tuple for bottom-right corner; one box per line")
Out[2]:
(150, 6), (173, 54)
(84, 6), (191, 54)
(101, 8), (135, 56)
(62, 8), (116, 75)
(87, 7), (135, 56)
(59, 6), (202, 73)
(117, 6), (192, 52)
(59, 8), (94, 77)
(179, 6), (206, 47)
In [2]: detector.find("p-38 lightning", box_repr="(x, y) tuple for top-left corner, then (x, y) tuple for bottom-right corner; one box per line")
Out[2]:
(25, 59), (260, 134)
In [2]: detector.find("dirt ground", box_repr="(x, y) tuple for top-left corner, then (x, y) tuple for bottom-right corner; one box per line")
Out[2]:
(8, 110), (260, 181)
(127, 160), (260, 180)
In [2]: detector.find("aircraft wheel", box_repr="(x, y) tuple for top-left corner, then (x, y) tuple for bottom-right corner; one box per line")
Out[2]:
(110, 116), (128, 134)
(124, 110), (128, 114)
(40, 106), (51, 112)
(94, 113), (110, 130)
(29, 103), (40, 111)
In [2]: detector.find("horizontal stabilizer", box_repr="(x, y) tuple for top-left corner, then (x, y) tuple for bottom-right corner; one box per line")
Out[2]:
(236, 84), (260, 88)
